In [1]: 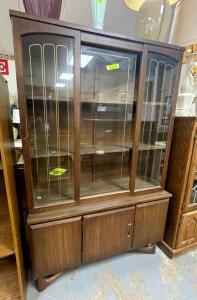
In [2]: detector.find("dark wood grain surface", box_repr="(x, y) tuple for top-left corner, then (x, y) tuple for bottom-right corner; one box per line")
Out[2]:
(0, 76), (26, 299)
(82, 207), (135, 262)
(164, 117), (197, 248)
(132, 199), (169, 249)
(30, 217), (82, 278)
(176, 210), (197, 249)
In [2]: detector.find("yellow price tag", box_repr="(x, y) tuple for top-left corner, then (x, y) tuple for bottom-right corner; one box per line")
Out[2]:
(106, 63), (120, 71)
(49, 168), (67, 176)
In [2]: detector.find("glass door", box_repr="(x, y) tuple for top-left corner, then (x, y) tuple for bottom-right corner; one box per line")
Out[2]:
(22, 34), (75, 207)
(184, 138), (197, 210)
(135, 51), (178, 191)
(80, 45), (138, 197)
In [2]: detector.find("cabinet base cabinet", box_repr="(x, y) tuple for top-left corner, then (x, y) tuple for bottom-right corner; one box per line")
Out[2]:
(160, 209), (197, 258)
(82, 207), (135, 263)
(30, 217), (82, 279)
(30, 199), (170, 287)
(162, 117), (197, 258)
(132, 199), (169, 249)
(176, 210), (197, 249)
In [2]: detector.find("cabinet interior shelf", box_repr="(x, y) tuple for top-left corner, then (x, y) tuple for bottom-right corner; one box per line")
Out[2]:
(143, 102), (168, 106)
(21, 144), (166, 165)
(32, 176), (156, 204)
(83, 118), (131, 122)
(26, 96), (132, 105)
(0, 215), (14, 259)
(27, 96), (169, 106)
(0, 258), (20, 300)
(81, 176), (157, 198)
(29, 143), (166, 159)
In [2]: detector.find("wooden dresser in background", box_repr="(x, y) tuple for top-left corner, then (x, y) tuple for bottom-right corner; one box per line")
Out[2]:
(160, 117), (197, 257)
(0, 76), (26, 299)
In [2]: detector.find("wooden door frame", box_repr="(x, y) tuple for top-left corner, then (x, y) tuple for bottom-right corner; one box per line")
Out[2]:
(0, 77), (26, 299)
(79, 33), (143, 204)
(11, 16), (81, 212)
(183, 137), (197, 211)
(131, 44), (183, 196)
(176, 211), (197, 248)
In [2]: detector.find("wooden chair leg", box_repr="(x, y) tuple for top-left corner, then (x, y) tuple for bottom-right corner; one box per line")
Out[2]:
(36, 272), (63, 292)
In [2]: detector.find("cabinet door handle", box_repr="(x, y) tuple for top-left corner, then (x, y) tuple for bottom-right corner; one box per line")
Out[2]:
(127, 223), (133, 238)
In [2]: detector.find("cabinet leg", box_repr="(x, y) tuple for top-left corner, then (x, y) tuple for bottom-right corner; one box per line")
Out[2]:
(36, 272), (63, 292)
(138, 243), (156, 254)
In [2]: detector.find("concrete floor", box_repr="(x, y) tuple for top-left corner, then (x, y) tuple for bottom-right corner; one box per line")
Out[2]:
(27, 247), (197, 300)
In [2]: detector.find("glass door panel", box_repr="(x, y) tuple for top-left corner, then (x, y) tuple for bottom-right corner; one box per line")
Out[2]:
(185, 138), (197, 209)
(80, 45), (137, 197)
(190, 165), (197, 206)
(135, 52), (177, 191)
(22, 35), (74, 207)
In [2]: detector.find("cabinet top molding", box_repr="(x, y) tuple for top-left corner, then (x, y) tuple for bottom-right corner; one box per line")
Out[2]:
(9, 9), (185, 52)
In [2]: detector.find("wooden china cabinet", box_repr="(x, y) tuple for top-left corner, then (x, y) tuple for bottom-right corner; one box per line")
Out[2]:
(160, 117), (197, 257)
(10, 10), (184, 290)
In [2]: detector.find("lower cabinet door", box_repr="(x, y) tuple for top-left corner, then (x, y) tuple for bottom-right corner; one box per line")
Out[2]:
(30, 217), (82, 279)
(82, 207), (135, 263)
(132, 199), (169, 249)
(176, 211), (197, 249)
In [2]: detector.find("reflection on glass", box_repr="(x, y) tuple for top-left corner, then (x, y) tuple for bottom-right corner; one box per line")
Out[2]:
(80, 45), (137, 197)
(22, 35), (74, 207)
(190, 166), (197, 206)
(135, 53), (177, 190)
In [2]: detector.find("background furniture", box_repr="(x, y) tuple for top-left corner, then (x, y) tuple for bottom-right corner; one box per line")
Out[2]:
(10, 10), (183, 290)
(160, 117), (197, 257)
(0, 76), (26, 299)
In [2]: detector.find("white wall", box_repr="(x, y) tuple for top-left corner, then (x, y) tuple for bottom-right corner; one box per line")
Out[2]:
(3, 59), (18, 104)
(0, 1), (25, 104)
(169, 0), (197, 116)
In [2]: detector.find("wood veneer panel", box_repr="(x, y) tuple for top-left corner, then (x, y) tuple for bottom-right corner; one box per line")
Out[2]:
(183, 138), (197, 211)
(28, 190), (171, 225)
(82, 207), (135, 263)
(0, 174), (14, 258)
(0, 216), (14, 258)
(176, 210), (197, 249)
(132, 199), (169, 249)
(0, 258), (20, 300)
(30, 217), (82, 279)
(0, 76), (26, 299)
(164, 117), (197, 248)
